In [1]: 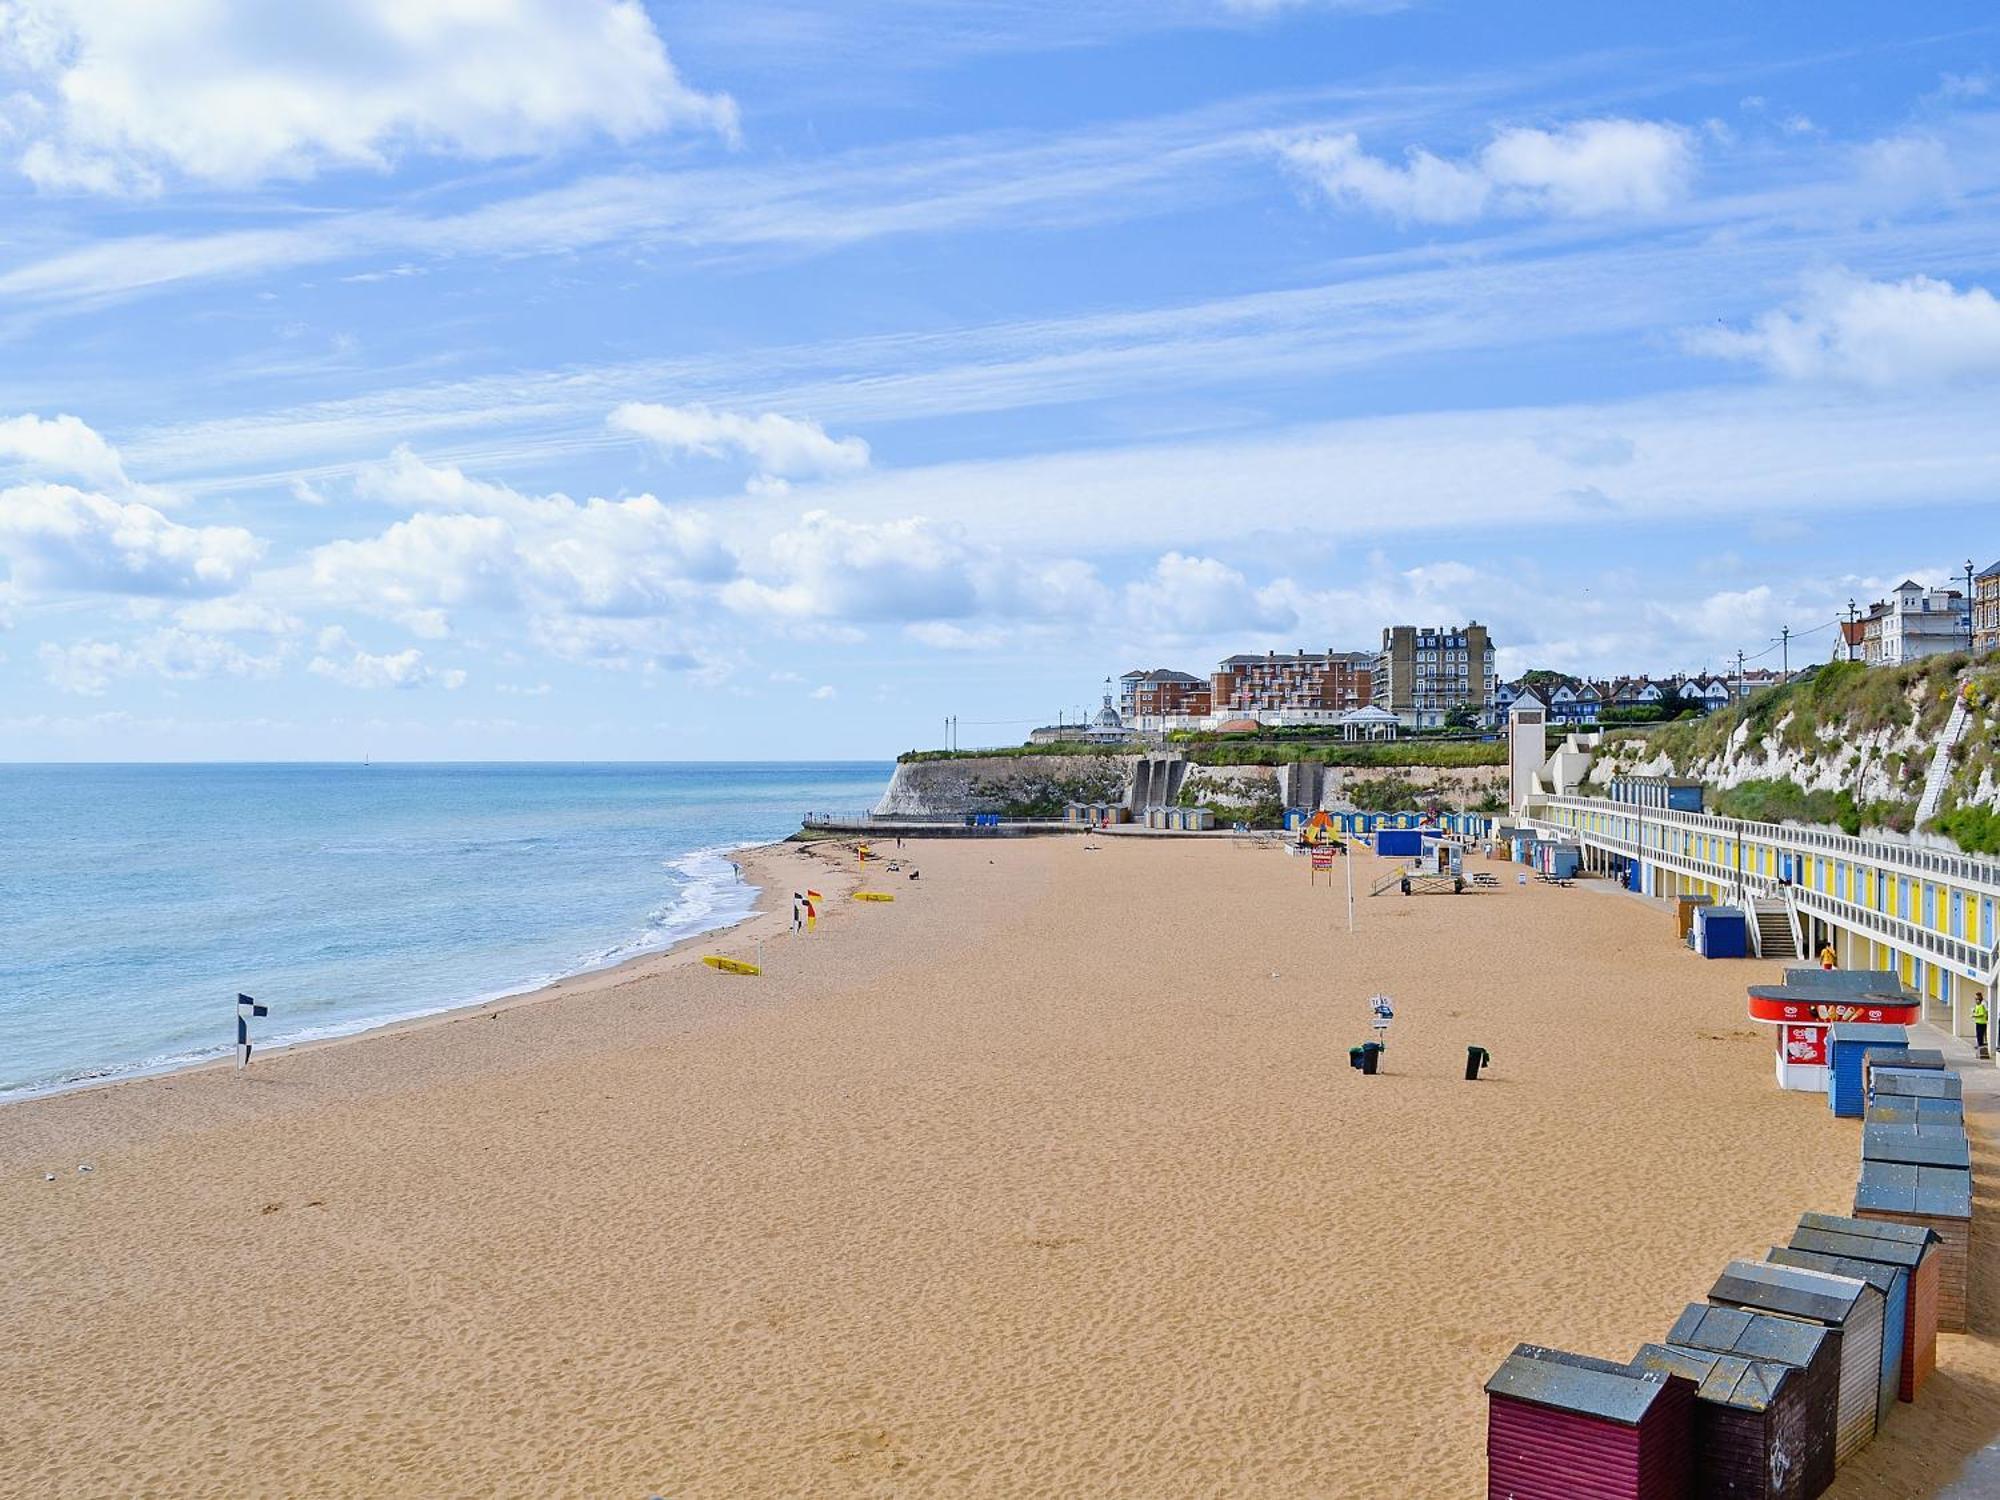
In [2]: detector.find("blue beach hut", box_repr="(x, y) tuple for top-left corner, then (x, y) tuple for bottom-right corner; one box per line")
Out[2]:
(1829, 1024), (1907, 1117)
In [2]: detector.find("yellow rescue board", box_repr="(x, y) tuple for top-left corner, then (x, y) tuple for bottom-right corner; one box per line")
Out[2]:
(702, 955), (762, 975)
(853, 891), (895, 903)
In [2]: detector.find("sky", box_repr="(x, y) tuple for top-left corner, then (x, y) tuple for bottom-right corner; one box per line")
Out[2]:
(2, 1), (1999, 760)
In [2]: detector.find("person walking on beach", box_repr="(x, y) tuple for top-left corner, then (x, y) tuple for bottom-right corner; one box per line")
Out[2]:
(1974, 991), (1989, 1057)
(1818, 939), (1837, 971)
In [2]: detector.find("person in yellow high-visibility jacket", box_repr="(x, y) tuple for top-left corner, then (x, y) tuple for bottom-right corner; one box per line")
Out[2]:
(1974, 991), (1989, 1056)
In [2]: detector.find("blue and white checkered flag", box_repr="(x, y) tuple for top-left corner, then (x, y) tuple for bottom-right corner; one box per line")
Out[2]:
(236, 993), (268, 1069)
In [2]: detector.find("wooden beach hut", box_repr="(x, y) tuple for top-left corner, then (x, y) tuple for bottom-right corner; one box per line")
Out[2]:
(1827, 1025), (1906, 1118)
(1484, 1343), (1694, 1500)
(1765, 1247), (1905, 1431)
(1667, 1304), (1838, 1499)
(1855, 1158), (1974, 1333)
(1707, 1260), (1883, 1465)
(1628, 1343), (1814, 1500)
(1793, 1212), (1943, 1403)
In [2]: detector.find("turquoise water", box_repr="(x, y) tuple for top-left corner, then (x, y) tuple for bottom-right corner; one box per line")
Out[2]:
(0, 762), (887, 1097)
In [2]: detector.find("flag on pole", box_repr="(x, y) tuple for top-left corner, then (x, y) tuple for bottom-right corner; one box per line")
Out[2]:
(236, 993), (268, 1069)
(805, 889), (821, 930)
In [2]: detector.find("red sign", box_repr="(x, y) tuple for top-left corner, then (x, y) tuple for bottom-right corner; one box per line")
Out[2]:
(1311, 848), (1334, 870)
(1782, 1024), (1827, 1066)
(1747, 995), (1919, 1026)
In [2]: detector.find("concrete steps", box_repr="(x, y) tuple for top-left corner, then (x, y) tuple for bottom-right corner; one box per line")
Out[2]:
(1752, 898), (1798, 960)
(1916, 694), (1972, 828)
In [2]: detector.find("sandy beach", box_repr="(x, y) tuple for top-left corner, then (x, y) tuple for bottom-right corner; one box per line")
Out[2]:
(3, 834), (1995, 1497)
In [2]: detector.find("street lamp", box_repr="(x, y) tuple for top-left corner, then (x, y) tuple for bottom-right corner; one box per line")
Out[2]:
(1966, 558), (1978, 653)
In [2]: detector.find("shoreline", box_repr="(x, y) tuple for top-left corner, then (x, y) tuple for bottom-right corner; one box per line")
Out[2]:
(0, 837), (829, 1110)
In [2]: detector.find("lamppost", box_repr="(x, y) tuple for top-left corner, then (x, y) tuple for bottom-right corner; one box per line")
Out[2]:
(1966, 558), (1978, 653)
(1846, 599), (1859, 663)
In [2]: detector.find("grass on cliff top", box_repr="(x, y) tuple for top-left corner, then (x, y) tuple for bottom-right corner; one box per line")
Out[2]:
(1620, 655), (1973, 771)
(898, 738), (1507, 767)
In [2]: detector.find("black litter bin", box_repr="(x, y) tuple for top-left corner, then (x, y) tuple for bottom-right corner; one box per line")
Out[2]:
(1465, 1045), (1490, 1080)
(1361, 1041), (1382, 1075)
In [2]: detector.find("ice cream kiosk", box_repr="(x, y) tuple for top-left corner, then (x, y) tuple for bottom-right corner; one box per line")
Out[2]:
(1748, 970), (1922, 1093)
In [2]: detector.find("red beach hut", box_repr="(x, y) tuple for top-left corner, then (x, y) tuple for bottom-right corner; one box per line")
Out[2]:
(1484, 1343), (1694, 1500)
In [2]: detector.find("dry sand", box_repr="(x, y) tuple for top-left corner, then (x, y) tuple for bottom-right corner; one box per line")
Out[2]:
(2, 835), (1996, 1497)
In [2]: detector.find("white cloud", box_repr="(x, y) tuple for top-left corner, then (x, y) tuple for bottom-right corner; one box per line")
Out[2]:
(5, 0), (737, 194)
(38, 627), (282, 694)
(1281, 118), (1695, 223)
(1120, 552), (1296, 637)
(1690, 269), (2000, 386)
(0, 412), (138, 492)
(308, 627), (464, 690)
(172, 597), (303, 636)
(609, 402), (870, 492)
(307, 448), (736, 633)
(809, 684), (836, 700)
(0, 482), (261, 595)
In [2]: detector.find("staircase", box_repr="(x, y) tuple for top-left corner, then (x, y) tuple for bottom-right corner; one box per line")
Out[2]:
(1916, 693), (1973, 828)
(1751, 898), (1798, 961)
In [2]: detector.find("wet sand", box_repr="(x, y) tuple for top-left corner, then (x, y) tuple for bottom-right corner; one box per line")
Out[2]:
(2, 835), (1994, 1496)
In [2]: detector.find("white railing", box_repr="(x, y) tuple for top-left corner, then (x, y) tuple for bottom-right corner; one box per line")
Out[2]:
(1529, 792), (2000, 990)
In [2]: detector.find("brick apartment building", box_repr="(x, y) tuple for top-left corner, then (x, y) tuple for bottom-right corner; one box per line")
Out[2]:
(1117, 668), (1211, 720)
(1209, 649), (1375, 716)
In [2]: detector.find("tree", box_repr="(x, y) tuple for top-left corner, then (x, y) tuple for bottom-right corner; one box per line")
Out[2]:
(1443, 703), (1478, 731)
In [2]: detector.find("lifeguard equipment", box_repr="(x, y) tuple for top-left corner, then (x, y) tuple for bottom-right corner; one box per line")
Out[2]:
(702, 955), (761, 976)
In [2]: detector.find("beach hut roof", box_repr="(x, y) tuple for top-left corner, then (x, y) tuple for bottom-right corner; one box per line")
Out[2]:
(1891, 1048), (1946, 1069)
(1668, 1303), (1830, 1370)
(1485, 1345), (1676, 1425)
(1766, 1246), (1900, 1300)
(1862, 1121), (1972, 1170)
(1871, 1067), (1962, 1099)
(1792, 1215), (1939, 1271)
(1631, 1343), (1789, 1412)
(1830, 1022), (1907, 1045)
(1709, 1259), (1869, 1324)
(1855, 1161), (1973, 1218)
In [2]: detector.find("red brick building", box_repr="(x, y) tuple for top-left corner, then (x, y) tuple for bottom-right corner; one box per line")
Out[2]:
(1117, 668), (1211, 721)
(1209, 649), (1374, 716)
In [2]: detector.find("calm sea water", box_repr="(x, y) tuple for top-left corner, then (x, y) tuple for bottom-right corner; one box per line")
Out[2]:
(0, 762), (888, 1097)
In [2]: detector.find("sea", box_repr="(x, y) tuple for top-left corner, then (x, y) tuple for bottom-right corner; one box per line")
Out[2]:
(0, 762), (888, 1098)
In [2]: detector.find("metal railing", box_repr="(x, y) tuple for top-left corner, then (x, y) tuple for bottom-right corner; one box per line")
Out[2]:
(1530, 792), (2000, 985)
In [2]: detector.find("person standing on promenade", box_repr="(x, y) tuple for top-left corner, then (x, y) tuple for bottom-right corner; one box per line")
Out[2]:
(1818, 939), (1837, 970)
(1974, 991), (1989, 1058)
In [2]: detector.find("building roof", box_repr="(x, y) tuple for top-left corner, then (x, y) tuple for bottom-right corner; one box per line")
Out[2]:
(1630, 1343), (1789, 1413)
(1121, 668), (1203, 684)
(1708, 1259), (1870, 1325)
(1485, 1345), (1678, 1426)
(1339, 705), (1401, 724)
(1978, 560), (2000, 580)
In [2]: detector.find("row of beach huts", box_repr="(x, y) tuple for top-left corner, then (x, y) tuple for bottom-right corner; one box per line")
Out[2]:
(1486, 1039), (1974, 1498)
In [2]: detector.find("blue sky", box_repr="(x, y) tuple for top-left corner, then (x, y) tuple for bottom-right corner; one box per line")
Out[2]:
(2, 1), (1998, 759)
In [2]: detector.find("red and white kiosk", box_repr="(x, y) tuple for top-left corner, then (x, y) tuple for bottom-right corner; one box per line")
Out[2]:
(1747, 969), (1922, 1092)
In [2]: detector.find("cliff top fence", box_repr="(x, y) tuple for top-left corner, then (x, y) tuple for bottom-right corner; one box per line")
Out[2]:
(800, 811), (1070, 836)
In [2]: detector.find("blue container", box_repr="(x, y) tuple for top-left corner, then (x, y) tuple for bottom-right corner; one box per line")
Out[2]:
(1829, 1025), (1908, 1118)
(1627, 859), (1645, 893)
(1695, 905), (1748, 958)
(1376, 828), (1423, 858)
(1539, 844), (1581, 880)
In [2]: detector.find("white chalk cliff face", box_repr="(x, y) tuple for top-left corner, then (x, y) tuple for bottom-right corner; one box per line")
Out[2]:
(1586, 660), (2000, 841)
